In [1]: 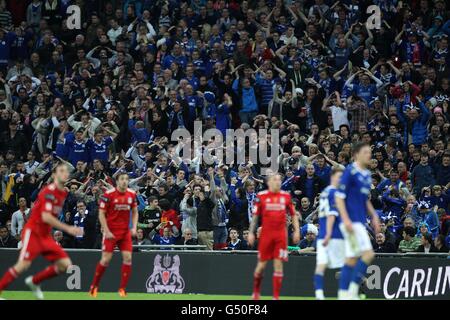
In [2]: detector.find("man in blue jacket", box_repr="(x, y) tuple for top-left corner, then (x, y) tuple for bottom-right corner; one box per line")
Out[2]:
(377, 170), (408, 195)
(232, 77), (258, 125)
(128, 110), (150, 143)
(416, 201), (440, 239)
(396, 98), (430, 148)
(381, 188), (406, 234)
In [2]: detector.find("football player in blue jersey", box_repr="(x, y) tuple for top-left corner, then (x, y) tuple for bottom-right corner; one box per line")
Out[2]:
(335, 142), (380, 300)
(314, 166), (345, 300)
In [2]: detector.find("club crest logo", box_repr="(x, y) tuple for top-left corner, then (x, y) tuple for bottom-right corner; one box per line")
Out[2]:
(146, 254), (185, 293)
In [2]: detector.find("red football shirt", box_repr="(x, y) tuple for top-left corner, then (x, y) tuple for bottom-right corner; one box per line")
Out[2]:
(25, 183), (68, 237)
(99, 188), (138, 231)
(252, 190), (296, 235)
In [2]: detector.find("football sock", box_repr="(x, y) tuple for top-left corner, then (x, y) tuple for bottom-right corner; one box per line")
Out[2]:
(339, 264), (354, 291)
(32, 265), (59, 285)
(348, 259), (369, 298)
(91, 262), (108, 287)
(314, 272), (325, 299)
(119, 262), (132, 289)
(314, 273), (324, 290)
(351, 258), (369, 285)
(348, 282), (360, 299)
(272, 271), (283, 300)
(0, 267), (18, 291)
(253, 272), (263, 295)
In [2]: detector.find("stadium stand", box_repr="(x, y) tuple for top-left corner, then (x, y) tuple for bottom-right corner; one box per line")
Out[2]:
(0, 0), (448, 256)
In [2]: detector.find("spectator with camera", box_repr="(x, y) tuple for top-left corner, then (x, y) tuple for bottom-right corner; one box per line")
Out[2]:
(179, 188), (197, 240)
(209, 167), (229, 250)
(196, 188), (215, 251)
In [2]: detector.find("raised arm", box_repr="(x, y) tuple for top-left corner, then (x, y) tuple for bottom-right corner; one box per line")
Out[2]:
(287, 5), (299, 24)
(387, 60), (402, 77)
(273, 63), (286, 79)
(321, 96), (331, 112)
(366, 200), (380, 234)
(333, 63), (348, 80)
(67, 113), (80, 130)
(324, 154), (345, 169)
(344, 70), (360, 87)
(296, 6), (310, 25)
(275, 44), (288, 60)
(417, 99), (430, 123)
(103, 126), (118, 140)
(362, 68), (383, 87)
(365, 24), (374, 47)
(395, 26), (405, 44)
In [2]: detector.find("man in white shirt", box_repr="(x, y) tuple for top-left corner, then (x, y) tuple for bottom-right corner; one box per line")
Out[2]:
(24, 151), (40, 174)
(107, 18), (123, 46)
(6, 59), (33, 81)
(280, 26), (298, 46)
(322, 91), (349, 133)
(67, 110), (102, 138)
(11, 197), (30, 240)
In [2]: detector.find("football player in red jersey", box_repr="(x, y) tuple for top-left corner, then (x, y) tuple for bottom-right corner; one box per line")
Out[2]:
(89, 172), (138, 298)
(0, 163), (83, 299)
(247, 173), (300, 300)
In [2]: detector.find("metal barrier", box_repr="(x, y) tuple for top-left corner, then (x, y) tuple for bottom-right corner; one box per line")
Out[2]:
(1, 247), (447, 256)
(133, 244), (208, 250)
(0, 244), (208, 252)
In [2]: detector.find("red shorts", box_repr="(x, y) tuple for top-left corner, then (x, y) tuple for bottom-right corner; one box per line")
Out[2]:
(19, 228), (68, 262)
(258, 233), (288, 262)
(102, 229), (132, 253)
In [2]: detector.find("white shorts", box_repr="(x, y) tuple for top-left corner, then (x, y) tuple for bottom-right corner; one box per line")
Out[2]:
(316, 239), (345, 269)
(339, 222), (373, 258)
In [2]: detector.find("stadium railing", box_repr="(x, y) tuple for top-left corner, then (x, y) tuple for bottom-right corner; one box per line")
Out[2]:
(1, 247), (448, 258)
(132, 244), (208, 250)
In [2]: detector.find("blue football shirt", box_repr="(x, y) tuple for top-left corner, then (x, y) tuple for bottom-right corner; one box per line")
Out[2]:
(336, 163), (372, 224)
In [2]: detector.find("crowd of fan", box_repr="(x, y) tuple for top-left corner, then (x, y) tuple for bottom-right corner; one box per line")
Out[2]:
(0, 0), (449, 254)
